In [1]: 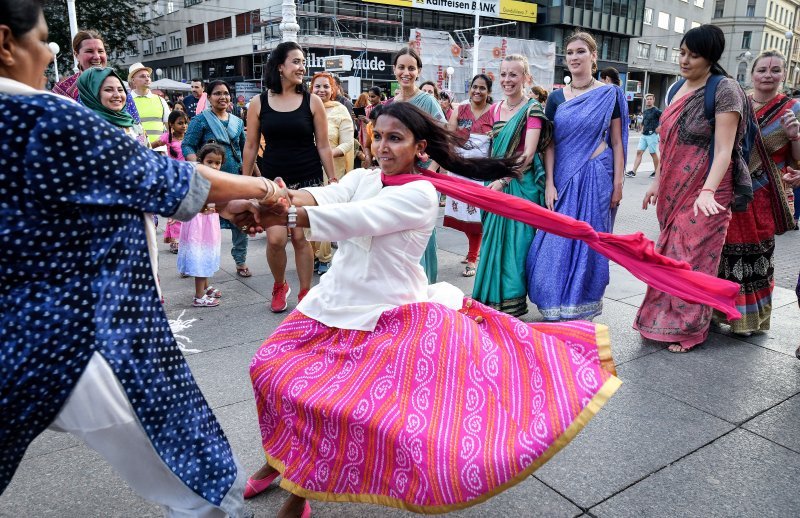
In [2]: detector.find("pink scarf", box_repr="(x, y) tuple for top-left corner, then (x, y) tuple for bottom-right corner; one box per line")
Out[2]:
(382, 169), (741, 320)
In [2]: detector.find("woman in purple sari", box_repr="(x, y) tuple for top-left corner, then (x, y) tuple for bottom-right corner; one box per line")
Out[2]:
(527, 32), (628, 320)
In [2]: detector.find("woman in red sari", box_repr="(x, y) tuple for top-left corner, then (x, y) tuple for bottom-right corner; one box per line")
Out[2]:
(636, 25), (751, 353)
(713, 51), (797, 335)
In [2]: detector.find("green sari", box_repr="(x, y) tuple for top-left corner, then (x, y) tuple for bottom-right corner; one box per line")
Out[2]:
(472, 99), (549, 316)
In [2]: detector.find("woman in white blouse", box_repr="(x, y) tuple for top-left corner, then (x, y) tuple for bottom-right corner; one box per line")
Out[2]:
(236, 103), (620, 517)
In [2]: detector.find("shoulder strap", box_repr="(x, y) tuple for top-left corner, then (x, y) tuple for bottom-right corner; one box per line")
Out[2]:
(704, 74), (725, 125)
(666, 79), (685, 105)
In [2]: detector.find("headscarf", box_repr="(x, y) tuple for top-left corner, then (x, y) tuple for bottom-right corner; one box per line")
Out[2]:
(77, 67), (135, 128)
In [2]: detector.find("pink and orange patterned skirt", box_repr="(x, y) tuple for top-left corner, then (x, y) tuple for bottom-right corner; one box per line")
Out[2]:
(250, 298), (620, 513)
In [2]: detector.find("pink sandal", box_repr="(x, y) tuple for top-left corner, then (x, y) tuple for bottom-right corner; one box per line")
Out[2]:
(192, 295), (219, 307)
(301, 501), (311, 517)
(243, 470), (280, 499)
(205, 286), (221, 298)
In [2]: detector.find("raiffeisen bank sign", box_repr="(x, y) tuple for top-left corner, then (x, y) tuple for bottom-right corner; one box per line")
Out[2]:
(363, 0), (537, 23)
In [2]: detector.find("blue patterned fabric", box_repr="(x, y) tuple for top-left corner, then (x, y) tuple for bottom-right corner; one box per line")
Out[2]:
(0, 93), (238, 505)
(527, 86), (628, 320)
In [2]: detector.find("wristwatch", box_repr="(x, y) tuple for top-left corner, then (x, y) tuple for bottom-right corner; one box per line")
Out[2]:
(287, 205), (297, 229)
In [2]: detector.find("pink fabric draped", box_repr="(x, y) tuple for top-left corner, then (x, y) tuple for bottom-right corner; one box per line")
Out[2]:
(382, 170), (741, 320)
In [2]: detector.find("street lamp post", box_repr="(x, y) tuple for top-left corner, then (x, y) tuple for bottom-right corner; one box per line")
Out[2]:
(446, 66), (455, 92)
(786, 30), (794, 93)
(67, 0), (79, 73)
(48, 42), (61, 83)
(280, 0), (300, 43)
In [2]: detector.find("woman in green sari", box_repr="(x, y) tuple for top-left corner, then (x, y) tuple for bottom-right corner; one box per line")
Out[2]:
(388, 47), (447, 283)
(472, 55), (552, 316)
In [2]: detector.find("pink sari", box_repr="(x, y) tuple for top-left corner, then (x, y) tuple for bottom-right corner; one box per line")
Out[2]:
(634, 79), (746, 348)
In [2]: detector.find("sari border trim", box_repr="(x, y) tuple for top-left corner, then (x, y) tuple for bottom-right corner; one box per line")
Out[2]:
(633, 324), (707, 349)
(263, 375), (622, 515)
(539, 301), (603, 321)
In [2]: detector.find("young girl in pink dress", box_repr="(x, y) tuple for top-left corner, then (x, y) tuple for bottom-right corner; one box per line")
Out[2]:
(155, 111), (189, 253)
(177, 143), (223, 307)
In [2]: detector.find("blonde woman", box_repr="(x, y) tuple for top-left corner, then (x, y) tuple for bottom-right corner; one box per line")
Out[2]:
(472, 55), (551, 317)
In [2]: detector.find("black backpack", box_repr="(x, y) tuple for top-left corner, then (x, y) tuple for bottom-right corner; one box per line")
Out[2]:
(666, 75), (758, 179)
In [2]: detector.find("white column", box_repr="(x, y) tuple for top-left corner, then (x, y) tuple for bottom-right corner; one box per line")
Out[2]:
(280, 0), (300, 43)
(67, 0), (79, 72)
(472, 11), (480, 78)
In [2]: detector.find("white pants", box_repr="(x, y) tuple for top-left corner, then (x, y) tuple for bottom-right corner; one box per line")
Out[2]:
(50, 353), (246, 517)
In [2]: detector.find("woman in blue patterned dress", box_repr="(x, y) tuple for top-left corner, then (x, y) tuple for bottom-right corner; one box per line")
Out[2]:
(0, 3), (284, 514)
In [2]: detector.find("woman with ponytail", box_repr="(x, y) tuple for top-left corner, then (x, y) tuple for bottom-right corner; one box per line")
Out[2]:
(239, 101), (620, 515)
(636, 24), (750, 353)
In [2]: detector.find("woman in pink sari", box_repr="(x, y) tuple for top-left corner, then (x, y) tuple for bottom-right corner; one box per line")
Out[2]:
(635, 25), (751, 353)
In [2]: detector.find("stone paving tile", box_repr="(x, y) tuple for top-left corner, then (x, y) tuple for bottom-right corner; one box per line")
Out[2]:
(593, 298), (664, 365)
(604, 264), (648, 302)
(185, 340), (262, 409)
(534, 381), (733, 509)
(165, 301), (274, 353)
(591, 429), (800, 518)
(1, 442), (161, 517)
(742, 393), (800, 454)
(714, 302), (800, 358)
(617, 335), (800, 424)
(163, 275), (266, 313)
(245, 474), (582, 517)
(20, 429), (80, 461)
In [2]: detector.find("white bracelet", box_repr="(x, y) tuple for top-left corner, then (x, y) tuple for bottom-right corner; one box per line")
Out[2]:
(287, 205), (297, 229)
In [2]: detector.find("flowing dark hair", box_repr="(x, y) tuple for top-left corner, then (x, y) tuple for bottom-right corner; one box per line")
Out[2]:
(600, 67), (621, 86)
(681, 24), (729, 77)
(375, 103), (518, 182)
(265, 41), (306, 94)
(1, 0), (42, 37)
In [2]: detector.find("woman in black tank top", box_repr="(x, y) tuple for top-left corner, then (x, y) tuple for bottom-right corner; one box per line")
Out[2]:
(241, 42), (336, 314)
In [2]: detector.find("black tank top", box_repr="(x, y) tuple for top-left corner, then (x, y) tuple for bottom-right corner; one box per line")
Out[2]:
(260, 91), (323, 185)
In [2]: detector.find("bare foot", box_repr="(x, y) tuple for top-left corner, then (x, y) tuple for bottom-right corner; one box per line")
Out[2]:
(251, 462), (277, 480)
(667, 344), (689, 353)
(277, 494), (307, 518)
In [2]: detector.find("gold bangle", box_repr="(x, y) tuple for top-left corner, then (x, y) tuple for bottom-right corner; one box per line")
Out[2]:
(259, 177), (275, 204)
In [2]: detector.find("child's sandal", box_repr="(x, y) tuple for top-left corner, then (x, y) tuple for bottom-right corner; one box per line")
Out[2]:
(205, 286), (221, 298)
(193, 295), (220, 307)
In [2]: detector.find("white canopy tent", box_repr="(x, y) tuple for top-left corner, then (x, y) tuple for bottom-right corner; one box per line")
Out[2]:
(150, 78), (192, 91)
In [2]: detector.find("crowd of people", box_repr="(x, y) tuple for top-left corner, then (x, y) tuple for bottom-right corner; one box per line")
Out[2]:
(1, 1), (799, 516)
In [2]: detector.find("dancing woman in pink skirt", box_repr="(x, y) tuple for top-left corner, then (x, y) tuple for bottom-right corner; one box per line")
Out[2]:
(231, 103), (740, 517)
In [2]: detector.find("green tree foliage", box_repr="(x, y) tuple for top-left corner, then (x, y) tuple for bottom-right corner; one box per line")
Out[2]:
(44, 0), (154, 72)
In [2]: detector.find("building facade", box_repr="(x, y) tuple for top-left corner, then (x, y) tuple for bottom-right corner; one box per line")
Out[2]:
(532, 0), (648, 84)
(625, 0), (714, 111)
(712, 0), (800, 90)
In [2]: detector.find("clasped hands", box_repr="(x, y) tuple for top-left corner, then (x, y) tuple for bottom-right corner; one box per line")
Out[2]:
(219, 177), (292, 234)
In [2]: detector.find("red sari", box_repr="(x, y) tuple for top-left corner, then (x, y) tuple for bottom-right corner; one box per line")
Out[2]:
(713, 94), (797, 333)
(634, 78), (746, 349)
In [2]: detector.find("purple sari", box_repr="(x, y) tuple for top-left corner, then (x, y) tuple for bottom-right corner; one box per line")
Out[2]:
(527, 85), (628, 320)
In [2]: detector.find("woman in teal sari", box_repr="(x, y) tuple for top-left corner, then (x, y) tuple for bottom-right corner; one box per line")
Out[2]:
(388, 47), (447, 283)
(472, 55), (552, 316)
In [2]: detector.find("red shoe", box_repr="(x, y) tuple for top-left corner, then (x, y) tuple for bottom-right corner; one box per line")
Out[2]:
(297, 288), (310, 303)
(301, 501), (312, 518)
(243, 470), (280, 499)
(270, 282), (291, 313)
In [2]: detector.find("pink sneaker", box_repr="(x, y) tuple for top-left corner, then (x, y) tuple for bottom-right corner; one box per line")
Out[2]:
(270, 282), (290, 313)
(297, 288), (309, 303)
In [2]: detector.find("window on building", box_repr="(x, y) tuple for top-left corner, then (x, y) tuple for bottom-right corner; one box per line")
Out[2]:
(680, 0), (687, 3)
(655, 45), (668, 61)
(184, 0), (201, 6)
(714, 0), (724, 17)
(691, 21), (701, 29)
(155, 36), (167, 53)
(674, 17), (685, 33)
(186, 24), (204, 46)
(167, 2), (176, 14)
(638, 42), (651, 59)
(672, 48), (681, 63)
(737, 61), (747, 83)
(742, 31), (752, 49)
(658, 11), (670, 29)
(236, 11), (259, 36)
(142, 39), (153, 56)
(694, 0), (704, 7)
(169, 31), (182, 51)
(207, 17), (232, 42)
(769, 2), (773, 18)
(746, 0), (756, 17)
(644, 7), (653, 25)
